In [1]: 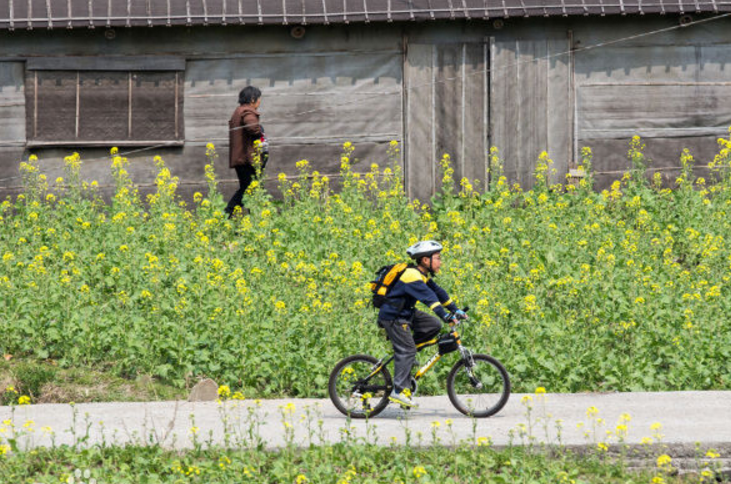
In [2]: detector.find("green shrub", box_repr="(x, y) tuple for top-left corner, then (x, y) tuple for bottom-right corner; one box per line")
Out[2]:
(2, 134), (731, 396)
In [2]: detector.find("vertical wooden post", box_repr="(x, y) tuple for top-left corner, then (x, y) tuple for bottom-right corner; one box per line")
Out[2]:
(128, 72), (133, 139)
(460, 42), (466, 180)
(400, 32), (407, 190)
(484, 39), (489, 191)
(569, 30), (576, 165)
(175, 72), (180, 139)
(431, 44), (436, 196)
(488, 36), (495, 188)
(33, 71), (38, 138)
(75, 71), (80, 139)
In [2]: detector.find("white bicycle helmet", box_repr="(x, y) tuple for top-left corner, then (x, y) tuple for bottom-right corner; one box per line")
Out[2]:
(406, 240), (443, 260)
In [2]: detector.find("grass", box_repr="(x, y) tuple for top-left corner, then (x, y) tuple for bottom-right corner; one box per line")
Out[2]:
(0, 443), (704, 484)
(0, 358), (185, 405)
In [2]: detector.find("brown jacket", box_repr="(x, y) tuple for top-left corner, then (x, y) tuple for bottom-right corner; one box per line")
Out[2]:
(229, 105), (263, 168)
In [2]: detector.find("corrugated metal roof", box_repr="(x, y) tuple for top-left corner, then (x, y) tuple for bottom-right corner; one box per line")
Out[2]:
(0, 0), (728, 31)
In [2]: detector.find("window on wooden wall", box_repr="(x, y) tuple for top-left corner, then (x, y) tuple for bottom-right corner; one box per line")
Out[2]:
(25, 57), (184, 147)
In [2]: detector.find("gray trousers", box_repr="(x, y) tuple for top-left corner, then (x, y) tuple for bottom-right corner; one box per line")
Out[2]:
(379, 310), (442, 393)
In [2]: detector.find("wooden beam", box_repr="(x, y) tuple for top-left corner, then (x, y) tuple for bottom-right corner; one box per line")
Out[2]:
(128, 72), (132, 139)
(322, 0), (329, 24)
(88, 0), (95, 28)
(33, 71), (38, 139)
(27, 56), (186, 72)
(45, 0), (53, 29)
(75, 71), (80, 139)
(175, 72), (180, 139)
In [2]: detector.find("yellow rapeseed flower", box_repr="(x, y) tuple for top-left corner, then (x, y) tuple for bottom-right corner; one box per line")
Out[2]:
(218, 385), (231, 398)
(705, 449), (720, 459)
(656, 454), (672, 467)
(477, 436), (491, 447)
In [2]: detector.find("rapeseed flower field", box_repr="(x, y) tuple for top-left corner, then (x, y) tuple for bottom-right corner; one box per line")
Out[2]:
(2, 135), (731, 397)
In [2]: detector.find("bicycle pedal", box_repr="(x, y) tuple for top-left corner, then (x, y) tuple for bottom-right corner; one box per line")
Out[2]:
(400, 404), (412, 411)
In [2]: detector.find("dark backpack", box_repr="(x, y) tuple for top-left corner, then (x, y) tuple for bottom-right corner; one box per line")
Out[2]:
(370, 262), (409, 308)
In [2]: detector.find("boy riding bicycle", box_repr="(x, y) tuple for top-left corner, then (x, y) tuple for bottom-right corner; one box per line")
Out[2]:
(378, 240), (467, 408)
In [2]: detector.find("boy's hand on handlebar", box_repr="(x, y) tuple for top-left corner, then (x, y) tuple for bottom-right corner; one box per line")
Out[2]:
(455, 309), (468, 320)
(445, 314), (460, 326)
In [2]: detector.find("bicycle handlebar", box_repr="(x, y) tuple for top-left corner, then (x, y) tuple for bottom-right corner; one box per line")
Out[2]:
(447, 306), (470, 329)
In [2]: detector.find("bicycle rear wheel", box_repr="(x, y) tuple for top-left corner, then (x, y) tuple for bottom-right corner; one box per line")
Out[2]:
(447, 353), (510, 418)
(328, 354), (392, 418)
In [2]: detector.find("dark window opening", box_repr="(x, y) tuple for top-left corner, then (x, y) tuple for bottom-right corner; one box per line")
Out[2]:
(25, 68), (184, 147)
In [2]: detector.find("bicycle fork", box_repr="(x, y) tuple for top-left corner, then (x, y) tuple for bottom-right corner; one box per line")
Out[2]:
(460, 348), (483, 389)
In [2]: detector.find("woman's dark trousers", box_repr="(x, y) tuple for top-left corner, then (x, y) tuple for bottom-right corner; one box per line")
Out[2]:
(225, 163), (257, 217)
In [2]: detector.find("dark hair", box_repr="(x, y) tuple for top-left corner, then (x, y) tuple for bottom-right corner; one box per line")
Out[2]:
(239, 86), (261, 105)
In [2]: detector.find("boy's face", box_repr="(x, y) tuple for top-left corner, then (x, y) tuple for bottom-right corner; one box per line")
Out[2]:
(422, 252), (442, 273)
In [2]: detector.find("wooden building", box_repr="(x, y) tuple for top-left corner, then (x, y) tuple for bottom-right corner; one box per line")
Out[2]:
(0, 1), (730, 203)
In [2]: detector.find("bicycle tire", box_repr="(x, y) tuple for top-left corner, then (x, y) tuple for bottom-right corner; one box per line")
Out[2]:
(446, 353), (511, 418)
(328, 354), (392, 419)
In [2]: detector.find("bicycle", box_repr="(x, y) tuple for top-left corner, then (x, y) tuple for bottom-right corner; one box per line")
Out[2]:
(328, 307), (511, 418)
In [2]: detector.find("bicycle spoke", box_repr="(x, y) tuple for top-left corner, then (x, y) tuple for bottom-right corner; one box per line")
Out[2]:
(447, 354), (510, 418)
(329, 355), (392, 418)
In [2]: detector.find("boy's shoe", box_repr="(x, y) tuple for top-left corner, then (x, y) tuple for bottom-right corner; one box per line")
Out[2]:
(389, 388), (417, 408)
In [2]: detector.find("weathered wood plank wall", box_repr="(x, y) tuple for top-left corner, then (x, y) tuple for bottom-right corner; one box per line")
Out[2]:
(0, 62), (25, 183)
(184, 50), (403, 178)
(573, 18), (731, 187)
(490, 37), (572, 189)
(1, 17), (731, 203)
(404, 41), (488, 203)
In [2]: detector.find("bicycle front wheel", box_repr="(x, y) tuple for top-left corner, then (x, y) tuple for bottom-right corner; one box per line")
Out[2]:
(447, 353), (511, 418)
(328, 354), (392, 419)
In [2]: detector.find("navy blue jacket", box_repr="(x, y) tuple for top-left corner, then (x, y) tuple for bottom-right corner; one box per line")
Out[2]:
(378, 266), (458, 322)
